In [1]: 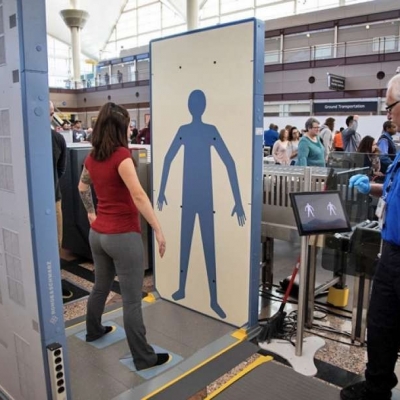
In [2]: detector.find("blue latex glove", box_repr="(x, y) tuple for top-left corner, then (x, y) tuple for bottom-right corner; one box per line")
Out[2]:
(349, 174), (371, 194)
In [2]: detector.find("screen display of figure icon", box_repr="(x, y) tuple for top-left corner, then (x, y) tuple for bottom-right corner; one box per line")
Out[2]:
(290, 191), (352, 236)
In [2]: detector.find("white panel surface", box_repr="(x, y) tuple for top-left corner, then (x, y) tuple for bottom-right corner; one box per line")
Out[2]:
(151, 21), (257, 326)
(0, 0), (48, 398)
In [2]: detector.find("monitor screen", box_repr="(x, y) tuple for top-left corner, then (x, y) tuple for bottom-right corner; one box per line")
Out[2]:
(290, 191), (352, 236)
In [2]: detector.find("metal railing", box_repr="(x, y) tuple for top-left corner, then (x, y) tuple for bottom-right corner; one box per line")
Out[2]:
(49, 70), (150, 89)
(264, 35), (400, 65)
(49, 36), (400, 88)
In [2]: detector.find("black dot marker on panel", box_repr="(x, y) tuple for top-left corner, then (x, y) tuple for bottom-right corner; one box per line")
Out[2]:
(179, 137), (182, 140)
(213, 61), (216, 64)
(179, 66), (182, 69)
(213, 137), (216, 140)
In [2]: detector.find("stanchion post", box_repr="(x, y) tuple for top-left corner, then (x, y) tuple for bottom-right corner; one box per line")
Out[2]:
(295, 167), (312, 356)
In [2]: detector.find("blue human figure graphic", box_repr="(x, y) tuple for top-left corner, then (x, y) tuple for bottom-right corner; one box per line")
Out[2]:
(157, 90), (246, 319)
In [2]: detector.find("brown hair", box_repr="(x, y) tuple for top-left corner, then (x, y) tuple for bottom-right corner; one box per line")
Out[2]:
(358, 135), (378, 154)
(324, 117), (335, 131)
(91, 102), (130, 161)
(279, 129), (287, 141)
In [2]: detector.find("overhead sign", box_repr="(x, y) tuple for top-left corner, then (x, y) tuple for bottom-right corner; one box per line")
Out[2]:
(313, 101), (378, 114)
(327, 73), (345, 91)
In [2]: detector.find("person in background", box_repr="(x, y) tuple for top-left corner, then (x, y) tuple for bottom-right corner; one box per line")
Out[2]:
(285, 124), (292, 134)
(296, 117), (325, 167)
(78, 102), (170, 370)
(61, 120), (71, 131)
(333, 127), (344, 151)
(72, 120), (87, 142)
(377, 120), (398, 174)
(357, 135), (384, 182)
(117, 70), (123, 83)
(130, 124), (139, 144)
(50, 102), (69, 299)
(319, 117), (335, 161)
(50, 101), (67, 249)
(271, 128), (290, 165)
(104, 72), (110, 85)
(341, 73), (400, 400)
(137, 119), (151, 145)
(287, 126), (300, 165)
(85, 128), (93, 143)
(263, 123), (279, 148)
(342, 115), (362, 152)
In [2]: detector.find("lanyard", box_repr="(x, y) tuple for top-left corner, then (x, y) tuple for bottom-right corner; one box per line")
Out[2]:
(382, 158), (400, 201)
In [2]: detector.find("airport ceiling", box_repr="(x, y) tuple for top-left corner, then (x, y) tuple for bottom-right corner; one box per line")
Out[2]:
(45, 0), (190, 60)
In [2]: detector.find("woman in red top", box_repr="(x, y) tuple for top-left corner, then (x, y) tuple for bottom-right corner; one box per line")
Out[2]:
(78, 102), (169, 370)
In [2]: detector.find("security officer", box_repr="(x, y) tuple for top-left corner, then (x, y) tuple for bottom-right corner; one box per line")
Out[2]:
(341, 73), (400, 399)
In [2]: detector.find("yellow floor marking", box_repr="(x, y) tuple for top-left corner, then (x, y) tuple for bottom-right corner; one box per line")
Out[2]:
(141, 328), (248, 400)
(204, 355), (273, 399)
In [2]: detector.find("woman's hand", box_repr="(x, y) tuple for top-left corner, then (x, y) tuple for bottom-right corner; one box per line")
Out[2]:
(88, 212), (97, 225)
(155, 230), (166, 258)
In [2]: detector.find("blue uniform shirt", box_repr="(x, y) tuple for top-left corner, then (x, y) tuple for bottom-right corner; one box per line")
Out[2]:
(381, 152), (400, 245)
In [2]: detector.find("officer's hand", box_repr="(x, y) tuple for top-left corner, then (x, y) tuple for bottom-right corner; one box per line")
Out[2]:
(349, 174), (370, 194)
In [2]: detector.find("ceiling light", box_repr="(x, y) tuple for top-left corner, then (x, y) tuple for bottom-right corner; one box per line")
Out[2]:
(306, 33), (310, 37)
(366, 25), (370, 29)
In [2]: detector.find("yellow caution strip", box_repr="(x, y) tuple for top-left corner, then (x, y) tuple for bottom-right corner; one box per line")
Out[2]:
(66, 306), (123, 331)
(141, 329), (248, 400)
(143, 293), (157, 303)
(204, 355), (273, 399)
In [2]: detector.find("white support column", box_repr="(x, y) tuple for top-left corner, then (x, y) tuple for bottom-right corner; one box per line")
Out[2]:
(398, 25), (400, 52)
(279, 33), (284, 64)
(60, 8), (89, 89)
(71, 27), (81, 86)
(187, 0), (199, 31)
(333, 25), (338, 58)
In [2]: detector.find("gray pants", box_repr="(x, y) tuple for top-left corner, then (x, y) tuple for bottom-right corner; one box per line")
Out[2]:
(86, 229), (157, 370)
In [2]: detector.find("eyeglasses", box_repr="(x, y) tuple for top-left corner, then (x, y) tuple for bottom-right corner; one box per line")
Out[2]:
(386, 100), (400, 113)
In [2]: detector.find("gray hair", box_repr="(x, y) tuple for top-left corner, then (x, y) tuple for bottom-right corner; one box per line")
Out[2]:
(305, 117), (319, 131)
(388, 74), (400, 101)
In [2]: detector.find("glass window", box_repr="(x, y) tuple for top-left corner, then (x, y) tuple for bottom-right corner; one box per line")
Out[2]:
(119, 37), (139, 50)
(372, 36), (396, 52)
(162, 4), (185, 28)
(200, 0), (219, 19)
(314, 43), (332, 59)
(264, 50), (280, 64)
(138, 3), (160, 34)
(220, 0), (254, 14)
(162, 24), (186, 37)
(199, 17), (220, 28)
(124, 0), (137, 12)
(138, 0), (157, 6)
(117, 10), (137, 38)
(257, 0), (283, 5)
(220, 9), (254, 23)
(138, 31), (161, 46)
(256, 3), (295, 20)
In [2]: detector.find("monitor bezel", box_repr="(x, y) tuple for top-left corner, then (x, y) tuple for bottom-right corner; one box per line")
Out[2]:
(289, 190), (352, 236)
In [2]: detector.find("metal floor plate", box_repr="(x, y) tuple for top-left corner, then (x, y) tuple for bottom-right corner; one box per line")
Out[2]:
(212, 360), (340, 400)
(66, 299), (237, 400)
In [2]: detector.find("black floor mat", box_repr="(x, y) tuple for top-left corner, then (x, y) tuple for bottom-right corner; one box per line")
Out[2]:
(62, 279), (90, 304)
(61, 259), (122, 295)
(61, 259), (148, 298)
